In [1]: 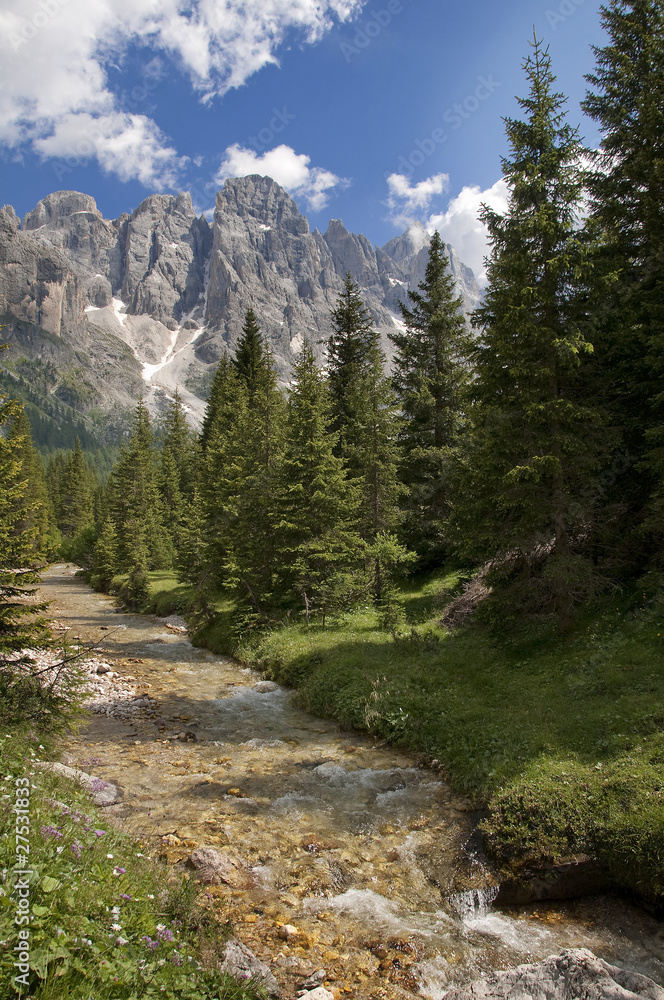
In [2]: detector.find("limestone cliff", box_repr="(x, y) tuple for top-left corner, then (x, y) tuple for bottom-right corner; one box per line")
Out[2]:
(0, 179), (482, 429)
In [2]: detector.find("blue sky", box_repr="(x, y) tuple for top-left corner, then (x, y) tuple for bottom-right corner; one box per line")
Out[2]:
(1, 0), (607, 277)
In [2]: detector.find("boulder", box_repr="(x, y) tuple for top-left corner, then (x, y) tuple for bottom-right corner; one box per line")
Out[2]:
(34, 762), (121, 806)
(186, 846), (252, 889)
(219, 938), (280, 997)
(443, 948), (664, 1000)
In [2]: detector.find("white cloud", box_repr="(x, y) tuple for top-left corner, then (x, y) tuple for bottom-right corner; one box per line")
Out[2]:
(387, 172), (449, 213)
(216, 143), (347, 211)
(426, 178), (509, 283)
(0, 0), (362, 186)
(33, 112), (185, 189)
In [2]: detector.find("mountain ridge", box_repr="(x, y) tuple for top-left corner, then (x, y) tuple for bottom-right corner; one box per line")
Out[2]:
(0, 177), (481, 431)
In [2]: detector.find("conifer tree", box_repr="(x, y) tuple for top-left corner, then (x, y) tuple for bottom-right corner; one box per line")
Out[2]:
(582, 0), (664, 568)
(197, 361), (248, 592)
(277, 341), (363, 618)
(328, 274), (377, 462)
(389, 231), (469, 565)
(113, 400), (172, 572)
(0, 391), (50, 666)
(58, 438), (94, 540)
(161, 389), (197, 503)
(91, 517), (118, 593)
(459, 37), (602, 630)
(160, 391), (198, 558)
(5, 407), (52, 561)
(229, 327), (286, 618)
(328, 276), (405, 595)
(233, 308), (266, 400)
(200, 353), (232, 451)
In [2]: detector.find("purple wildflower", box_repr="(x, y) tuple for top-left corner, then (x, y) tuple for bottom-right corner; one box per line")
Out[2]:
(112, 867), (126, 876)
(140, 936), (159, 951)
(94, 829), (106, 837)
(170, 954), (184, 966)
(118, 893), (132, 900)
(41, 824), (63, 839)
(90, 778), (110, 791)
(157, 928), (174, 942)
(70, 841), (83, 858)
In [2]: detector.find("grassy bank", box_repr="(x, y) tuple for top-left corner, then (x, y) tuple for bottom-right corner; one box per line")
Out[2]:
(0, 725), (264, 999)
(135, 568), (664, 904)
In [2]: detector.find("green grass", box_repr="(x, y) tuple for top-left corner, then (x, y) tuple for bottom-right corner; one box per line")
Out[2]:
(0, 726), (266, 999)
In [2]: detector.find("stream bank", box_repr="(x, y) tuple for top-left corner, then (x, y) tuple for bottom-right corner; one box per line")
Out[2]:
(41, 565), (664, 998)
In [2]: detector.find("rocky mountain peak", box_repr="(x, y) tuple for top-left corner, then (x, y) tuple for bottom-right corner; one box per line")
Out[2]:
(1, 205), (21, 232)
(1, 181), (482, 431)
(381, 220), (429, 267)
(22, 191), (101, 231)
(129, 191), (196, 224)
(215, 176), (309, 236)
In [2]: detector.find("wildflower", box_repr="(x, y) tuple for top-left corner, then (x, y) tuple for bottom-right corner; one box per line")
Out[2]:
(171, 953), (184, 966)
(70, 841), (82, 859)
(111, 907), (120, 916)
(94, 830), (106, 837)
(147, 894), (154, 899)
(157, 927), (174, 942)
(119, 893), (132, 900)
(113, 867), (126, 876)
(111, 923), (122, 931)
(115, 936), (129, 946)
(106, 853), (114, 859)
(41, 824), (63, 839)
(141, 936), (159, 951)
(56, 845), (64, 854)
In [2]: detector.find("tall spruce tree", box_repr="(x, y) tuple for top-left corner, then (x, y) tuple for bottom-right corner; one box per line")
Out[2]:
(0, 391), (50, 679)
(160, 390), (198, 559)
(583, 0), (664, 570)
(229, 324), (286, 618)
(233, 308), (266, 400)
(389, 231), (469, 565)
(113, 400), (172, 572)
(327, 275), (404, 595)
(195, 360), (248, 593)
(5, 408), (52, 562)
(328, 274), (377, 463)
(459, 37), (602, 631)
(200, 353), (233, 451)
(277, 340), (363, 619)
(161, 389), (198, 503)
(58, 438), (94, 540)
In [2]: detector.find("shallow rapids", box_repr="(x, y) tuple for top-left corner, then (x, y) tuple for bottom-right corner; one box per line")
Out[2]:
(40, 565), (664, 999)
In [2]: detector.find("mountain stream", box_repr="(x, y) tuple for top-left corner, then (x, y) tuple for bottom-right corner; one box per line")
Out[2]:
(40, 565), (663, 998)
